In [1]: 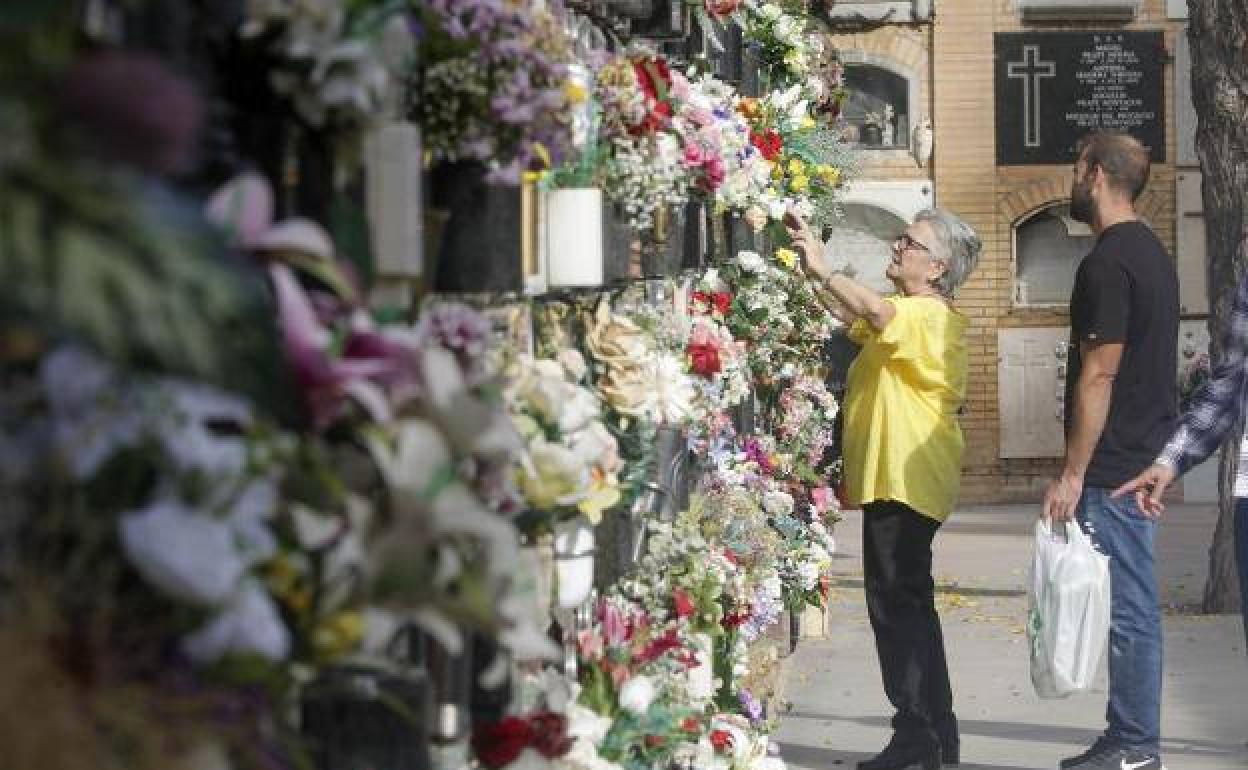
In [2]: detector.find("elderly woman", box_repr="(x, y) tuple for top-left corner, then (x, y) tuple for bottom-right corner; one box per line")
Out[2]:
(788, 208), (982, 770)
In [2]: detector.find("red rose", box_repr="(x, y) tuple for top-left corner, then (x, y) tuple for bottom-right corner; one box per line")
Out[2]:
(704, 0), (741, 17)
(681, 717), (702, 734)
(472, 717), (533, 769)
(750, 129), (783, 161)
(710, 729), (735, 754)
(528, 712), (573, 759)
(687, 342), (722, 378)
(631, 58), (674, 135)
(712, 292), (733, 316)
(672, 587), (696, 619)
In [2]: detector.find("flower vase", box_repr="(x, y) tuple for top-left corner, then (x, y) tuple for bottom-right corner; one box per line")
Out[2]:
(544, 187), (605, 288)
(654, 426), (689, 519)
(519, 537), (555, 631)
(687, 632), (717, 701)
(603, 202), (637, 284)
(553, 515), (596, 609)
(643, 204), (686, 278)
(301, 664), (433, 770)
(681, 199), (707, 271)
(428, 162), (523, 292)
(723, 211), (755, 258)
(731, 388), (756, 436)
(861, 123), (884, 147)
(741, 43), (762, 98)
(714, 21), (745, 84)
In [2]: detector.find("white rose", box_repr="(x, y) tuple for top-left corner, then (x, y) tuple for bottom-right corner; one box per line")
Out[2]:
(559, 386), (602, 435)
(736, 250), (766, 273)
(761, 4), (783, 20)
(618, 675), (656, 715)
(520, 440), (591, 508)
(569, 421), (621, 473)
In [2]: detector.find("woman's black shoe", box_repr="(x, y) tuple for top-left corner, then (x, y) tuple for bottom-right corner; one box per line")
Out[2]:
(857, 734), (942, 770)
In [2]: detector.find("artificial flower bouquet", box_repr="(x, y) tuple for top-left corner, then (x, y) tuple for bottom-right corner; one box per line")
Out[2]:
(416, 0), (583, 182)
(593, 52), (693, 231)
(506, 351), (623, 533)
(240, 0), (412, 139)
(737, 0), (823, 87)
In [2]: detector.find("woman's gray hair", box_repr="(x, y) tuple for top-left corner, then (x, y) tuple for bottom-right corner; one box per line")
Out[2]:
(914, 207), (981, 298)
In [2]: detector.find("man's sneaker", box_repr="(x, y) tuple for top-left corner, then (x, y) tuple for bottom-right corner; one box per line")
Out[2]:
(1058, 740), (1166, 770)
(1060, 738), (1118, 769)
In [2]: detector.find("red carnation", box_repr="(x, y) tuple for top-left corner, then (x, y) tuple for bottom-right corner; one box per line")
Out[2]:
(750, 129), (783, 161)
(472, 717), (533, 769)
(528, 712), (573, 759)
(711, 292), (733, 316)
(711, 729), (736, 754)
(673, 587), (696, 619)
(688, 342), (722, 378)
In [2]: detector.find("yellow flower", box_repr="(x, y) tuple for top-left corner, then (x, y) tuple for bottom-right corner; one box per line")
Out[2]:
(577, 469), (621, 525)
(818, 165), (842, 185)
(787, 158), (805, 175)
(790, 174), (809, 193)
(800, 115), (816, 131)
(775, 248), (798, 269)
(314, 611), (365, 660)
(771, 163), (785, 180)
(563, 79), (588, 105)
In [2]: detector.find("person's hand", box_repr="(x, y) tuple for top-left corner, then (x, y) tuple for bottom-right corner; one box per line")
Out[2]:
(783, 207), (832, 281)
(1043, 471), (1084, 522)
(1111, 463), (1175, 520)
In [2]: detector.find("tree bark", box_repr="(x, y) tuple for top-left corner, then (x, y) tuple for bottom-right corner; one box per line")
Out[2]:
(1188, 0), (1248, 614)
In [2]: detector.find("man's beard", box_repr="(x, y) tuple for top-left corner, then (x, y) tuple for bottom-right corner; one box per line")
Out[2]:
(1069, 179), (1094, 224)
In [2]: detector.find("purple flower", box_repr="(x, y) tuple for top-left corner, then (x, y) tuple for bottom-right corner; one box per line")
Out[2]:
(738, 689), (764, 724)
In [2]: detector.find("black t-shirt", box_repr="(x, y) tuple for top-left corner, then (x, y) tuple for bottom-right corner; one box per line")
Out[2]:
(1064, 220), (1179, 489)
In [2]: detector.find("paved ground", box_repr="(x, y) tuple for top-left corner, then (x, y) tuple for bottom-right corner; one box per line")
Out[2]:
(775, 504), (1248, 770)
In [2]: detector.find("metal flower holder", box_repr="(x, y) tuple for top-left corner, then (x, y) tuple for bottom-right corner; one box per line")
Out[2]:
(301, 662), (433, 770)
(427, 162), (524, 293)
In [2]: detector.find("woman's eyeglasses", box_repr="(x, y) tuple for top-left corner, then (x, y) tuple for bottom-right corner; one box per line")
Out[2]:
(893, 233), (931, 253)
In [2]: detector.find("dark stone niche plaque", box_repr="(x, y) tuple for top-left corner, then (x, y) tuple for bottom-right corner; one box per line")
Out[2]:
(994, 31), (1166, 166)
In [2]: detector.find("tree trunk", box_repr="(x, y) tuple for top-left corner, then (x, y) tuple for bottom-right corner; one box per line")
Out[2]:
(1188, 0), (1247, 614)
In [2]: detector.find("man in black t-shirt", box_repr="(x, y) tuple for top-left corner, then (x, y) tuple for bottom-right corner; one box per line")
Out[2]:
(1043, 132), (1177, 770)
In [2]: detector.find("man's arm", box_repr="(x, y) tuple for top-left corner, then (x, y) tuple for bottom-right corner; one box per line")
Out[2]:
(1044, 340), (1123, 521)
(1115, 275), (1248, 515)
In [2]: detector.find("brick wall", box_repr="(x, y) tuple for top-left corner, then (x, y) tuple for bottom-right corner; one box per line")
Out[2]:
(827, 0), (1184, 504)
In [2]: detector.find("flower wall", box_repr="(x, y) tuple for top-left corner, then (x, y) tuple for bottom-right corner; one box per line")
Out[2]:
(0, 2), (857, 769)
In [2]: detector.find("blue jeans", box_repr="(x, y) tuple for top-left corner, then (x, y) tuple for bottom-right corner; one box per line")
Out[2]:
(1075, 488), (1162, 755)
(1235, 498), (1248, 652)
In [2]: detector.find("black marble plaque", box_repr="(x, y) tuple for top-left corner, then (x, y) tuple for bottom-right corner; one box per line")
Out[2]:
(995, 31), (1165, 166)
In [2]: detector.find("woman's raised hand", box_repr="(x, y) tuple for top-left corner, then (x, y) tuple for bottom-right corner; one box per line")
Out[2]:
(784, 207), (832, 281)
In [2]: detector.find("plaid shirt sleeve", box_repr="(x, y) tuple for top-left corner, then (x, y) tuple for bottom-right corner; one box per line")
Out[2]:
(1156, 275), (1248, 474)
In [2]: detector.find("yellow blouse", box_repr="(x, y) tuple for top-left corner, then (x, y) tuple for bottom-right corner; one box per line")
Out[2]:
(843, 295), (968, 522)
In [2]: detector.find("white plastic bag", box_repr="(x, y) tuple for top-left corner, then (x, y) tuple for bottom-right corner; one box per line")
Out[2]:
(1027, 517), (1111, 698)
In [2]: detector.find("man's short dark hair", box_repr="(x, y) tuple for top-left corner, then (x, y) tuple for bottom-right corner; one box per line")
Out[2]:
(1076, 131), (1151, 201)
